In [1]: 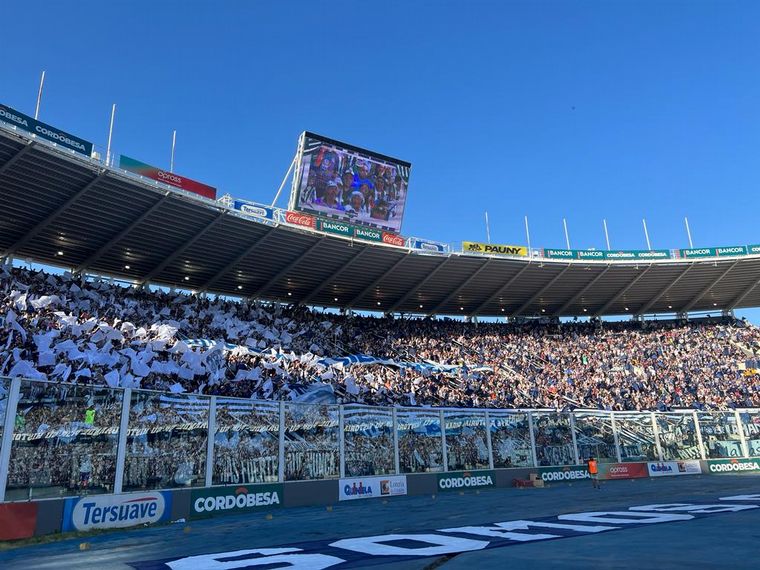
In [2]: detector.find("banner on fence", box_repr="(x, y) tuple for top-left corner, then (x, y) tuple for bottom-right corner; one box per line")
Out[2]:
(190, 484), (283, 517)
(463, 242), (527, 256)
(411, 238), (447, 252)
(120, 155), (217, 199)
(233, 199), (274, 220)
(437, 470), (496, 491)
(62, 491), (173, 532)
(537, 465), (589, 482)
(707, 457), (760, 474)
(0, 102), (93, 156)
(596, 462), (649, 480)
(339, 476), (407, 501)
(647, 460), (702, 477)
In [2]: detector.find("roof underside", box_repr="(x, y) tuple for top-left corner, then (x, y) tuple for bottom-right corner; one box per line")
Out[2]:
(1, 125), (760, 318)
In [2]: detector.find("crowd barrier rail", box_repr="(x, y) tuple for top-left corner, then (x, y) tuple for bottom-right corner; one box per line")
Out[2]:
(1, 376), (759, 503)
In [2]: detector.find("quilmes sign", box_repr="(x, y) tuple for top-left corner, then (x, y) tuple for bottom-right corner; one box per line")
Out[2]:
(437, 470), (495, 491)
(463, 242), (527, 257)
(120, 155), (217, 200)
(339, 475), (408, 501)
(538, 465), (590, 482)
(0, 102), (93, 156)
(62, 492), (171, 532)
(647, 461), (702, 477)
(190, 484), (283, 517)
(707, 458), (760, 474)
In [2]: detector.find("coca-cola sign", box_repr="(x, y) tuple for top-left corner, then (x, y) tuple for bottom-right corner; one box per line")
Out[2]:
(382, 232), (405, 247)
(286, 211), (315, 229)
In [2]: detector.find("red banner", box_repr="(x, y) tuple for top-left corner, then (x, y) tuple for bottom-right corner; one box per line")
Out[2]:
(120, 155), (217, 200)
(382, 232), (405, 247)
(0, 502), (37, 540)
(598, 462), (649, 480)
(286, 211), (316, 229)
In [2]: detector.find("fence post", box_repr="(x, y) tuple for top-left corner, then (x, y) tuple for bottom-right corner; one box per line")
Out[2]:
(205, 396), (216, 487)
(440, 410), (448, 472)
(651, 412), (664, 461)
(339, 406), (345, 478)
(692, 411), (706, 460)
(392, 407), (400, 475)
(528, 411), (538, 467)
(278, 401), (285, 482)
(610, 412), (622, 463)
(568, 413), (580, 465)
(484, 410), (494, 470)
(0, 377), (22, 502)
(735, 410), (749, 458)
(113, 388), (132, 494)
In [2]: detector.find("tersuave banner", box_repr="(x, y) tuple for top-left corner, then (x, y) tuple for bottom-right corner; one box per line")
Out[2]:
(233, 199), (274, 220)
(544, 249), (670, 261)
(463, 242), (528, 256)
(119, 155), (217, 200)
(61, 491), (173, 532)
(338, 476), (408, 501)
(0, 102), (93, 156)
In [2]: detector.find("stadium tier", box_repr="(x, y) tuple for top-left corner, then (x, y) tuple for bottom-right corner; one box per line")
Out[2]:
(2, 120), (760, 317)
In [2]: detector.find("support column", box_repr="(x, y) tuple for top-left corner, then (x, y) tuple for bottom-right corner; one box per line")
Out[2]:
(735, 410), (749, 458)
(113, 388), (132, 494)
(610, 413), (623, 463)
(205, 397), (217, 487)
(569, 413), (580, 465)
(278, 401), (286, 482)
(484, 410), (494, 470)
(528, 411), (538, 467)
(693, 411), (706, 460)
(0, 377), (22, 502)
(392, 408), (400, 475)
(440, 410), (448, 472)
(651, 412), (664, 461)
(339, 406), (345, 478)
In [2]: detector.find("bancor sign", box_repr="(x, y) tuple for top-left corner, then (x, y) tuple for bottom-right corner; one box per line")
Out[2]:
(437, 470), (495, 490)
(62, 492), (171, 532)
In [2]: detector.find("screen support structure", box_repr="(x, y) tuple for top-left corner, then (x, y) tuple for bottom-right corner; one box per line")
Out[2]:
(270, 153), (298, 208)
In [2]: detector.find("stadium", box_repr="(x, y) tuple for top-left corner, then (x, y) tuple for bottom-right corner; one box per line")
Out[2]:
(2, 4), (760, 566)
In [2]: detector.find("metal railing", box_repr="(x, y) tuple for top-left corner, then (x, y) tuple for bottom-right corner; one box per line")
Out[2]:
(0, 376), (758, 502)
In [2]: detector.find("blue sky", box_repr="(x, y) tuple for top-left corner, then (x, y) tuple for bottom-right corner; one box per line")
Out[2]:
(3, 0), (760, 319)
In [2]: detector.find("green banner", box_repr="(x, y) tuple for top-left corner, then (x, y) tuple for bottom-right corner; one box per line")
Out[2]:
(318, 218), (353, 237)
(190, 484), (283, 518)
(577, 250), (605, 260)
(544, 249), (577, 259)
(544, 249), (669, 261)
(437, 470), (495, 491)
(604, 249), (670, 260)
(706, 458), (760, 474)
(679, 247), (717, 259)
(748, 244), (760, 255)
(354, 226), (382, 242)
(716, 245), (747, 257)
(537, 465), (590, 482)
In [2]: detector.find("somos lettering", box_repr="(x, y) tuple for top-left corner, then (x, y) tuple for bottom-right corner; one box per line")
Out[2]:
(194, 487), (280, 513)
(69, 493), (166, 531)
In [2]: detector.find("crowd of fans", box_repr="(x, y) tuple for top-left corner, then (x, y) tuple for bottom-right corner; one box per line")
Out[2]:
(3, 264), (760, 412)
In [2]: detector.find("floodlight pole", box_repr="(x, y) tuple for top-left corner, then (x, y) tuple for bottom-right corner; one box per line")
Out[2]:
(642, 218), (652, 251)
(603, 219), (611, 250)
(563, 218), (571, 249)
(34, 70), (46, 120)
(485, 211), (491, 243)
(684, 217), (694, 248)
(271, 155), (297, 208)
(524, 216), (532, 257)
(105, 104), (116, 167)
(170, 130), (177, 172)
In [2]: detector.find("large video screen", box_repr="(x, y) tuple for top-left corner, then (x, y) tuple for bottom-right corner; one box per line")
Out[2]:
(290, 132), (411, 233)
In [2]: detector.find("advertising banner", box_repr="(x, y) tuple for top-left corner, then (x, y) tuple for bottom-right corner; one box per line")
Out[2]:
(647, 460), (702, 477)
(576, 250), (605, 260)
(0, 102), (93, 156)
(437, 470), (496, 491)
(716, 245), (748, 257)
(596, 462), (649, 480)
(544, 248), (577, 260)
(411, 238), (446, 253)
(232, 199), (274, 220)
(537, 465), (589, 482)
(317, 218), (353, 237)
(382, 232), (406, 247)
(290, 131), (411, 233)
(604, 250), (670, 260)
(706, 458), (760, 474)
(285, 210), (316, 229)
(62, 491), (173, 532)
(190, 484), (283, 518)
(545, 249), (671, 261)
(678, 247), (717, 259)
(119, 155), (217, 199)
(0, 503), (37, 540)
(338, 476), (408, 501)
(463, 242), (528, 256)
(748, 244), (760, 255)
(354, 226), (382, 242)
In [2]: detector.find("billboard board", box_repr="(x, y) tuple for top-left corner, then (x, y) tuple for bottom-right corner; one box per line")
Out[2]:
(289, 131), (411, 233)
(0, 102), (93, 156)
(120, 155), (217, 200)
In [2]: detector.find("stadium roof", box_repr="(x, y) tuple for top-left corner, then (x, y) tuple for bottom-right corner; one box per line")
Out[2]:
(2, 123), (760, 318)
